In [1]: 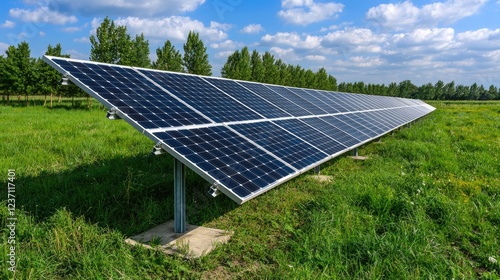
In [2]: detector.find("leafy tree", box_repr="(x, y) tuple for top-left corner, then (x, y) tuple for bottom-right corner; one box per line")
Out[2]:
(488, 85), (499, 100)
(129, 33), (150, 68)
(398, 80), (417, 98)
(153, 40), (183, 72)
(38, 43), (70, 107)
(315, 68), (329, 90)
(250, 49), (264, 83)
(183, 31), (212, 76)
(261, 51), (278, 84)
(90, 17), (132, 65)
(0, 42), (37, 105)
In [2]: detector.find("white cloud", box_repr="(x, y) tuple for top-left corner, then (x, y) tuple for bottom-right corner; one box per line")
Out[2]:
(262, 32), (322, 49)
(392, 28), (457, 51)
(305, 55), (326, 61)
(269, 47), (299, 61)
(278, 0), (344, 25)
(215, 50), (235, 59)
(322, 28), (387, 54)
(114, 16), (228, 42)
(1, 20), (15, 28)
(210, 40), (244, 50)
(9, 7), (77, 25)
(39, 31), (46, 36)
(240, 24), (264, 34)
(366, 0), (488, 31)
(74, 37), (90, 43)
(63, 27), (81, 33)
(38, 0), (205, 17)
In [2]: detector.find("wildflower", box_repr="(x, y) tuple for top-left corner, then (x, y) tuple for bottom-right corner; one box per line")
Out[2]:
(489, 256), (497, 264)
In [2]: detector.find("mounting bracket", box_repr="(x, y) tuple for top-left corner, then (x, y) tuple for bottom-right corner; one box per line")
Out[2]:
(208, 183), (222, 197)
(152, 143), (168, 155)
(106, 107), (121, 120)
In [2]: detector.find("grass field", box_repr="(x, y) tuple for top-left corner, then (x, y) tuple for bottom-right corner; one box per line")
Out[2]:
(1, 101), (499, 279)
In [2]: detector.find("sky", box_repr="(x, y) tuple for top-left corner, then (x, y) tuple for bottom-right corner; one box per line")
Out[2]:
(0, 0), (499, 87)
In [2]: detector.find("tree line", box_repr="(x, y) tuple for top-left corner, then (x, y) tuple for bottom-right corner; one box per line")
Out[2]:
(221, 47), (500, 100)
(1, 16), (499, 106)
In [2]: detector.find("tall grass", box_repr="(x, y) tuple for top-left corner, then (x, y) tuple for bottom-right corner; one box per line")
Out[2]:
(1, 101), (499, 279)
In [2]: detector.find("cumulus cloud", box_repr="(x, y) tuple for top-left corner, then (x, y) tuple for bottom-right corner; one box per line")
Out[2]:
(114, 16), (228, 42)
(305, 55), (327, 61)
(366, 0), (488, 31)
(1, 20), (16, 28)
(261, 32), (322, 49)
(33, 0), (206, 17)
(240, 24), (263, 34)
(278, 0), (344, 25)
(210, 39), (244, 50)
(10, 7), (78, 25)
(322, 28), (387, 54)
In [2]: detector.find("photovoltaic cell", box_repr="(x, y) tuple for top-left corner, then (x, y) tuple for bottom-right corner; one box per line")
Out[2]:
(153, 126), (295, 199)
(50, 58), (210, 128)
(274, 119), (347, 155)
(230, 122), (328, 170)
(138, 70), (263, 123)
(43, 55), (435, 204)
(238, 81), (312, 116)
(204, 78), (290, 119)
(266, 85), (328, 115)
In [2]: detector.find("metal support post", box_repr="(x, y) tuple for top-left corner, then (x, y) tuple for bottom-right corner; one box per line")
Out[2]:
(174, 159), (186, 233)
(314, 165), (320, 175)
(353, 148), (358, 157)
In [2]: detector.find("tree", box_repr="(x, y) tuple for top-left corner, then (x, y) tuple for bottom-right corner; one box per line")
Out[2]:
(183, 31), (212, 76)
(315, 68), (329, 90)
(261, 51), (278, 84)
(129, 33), (150, 68)
(90, 17), (132, 65)
(0, 42), (37, 105)
(398, 80), (417, 98)
(38, 43), (70, 107)
(221, 47), (252, 80)
(153, 40), (183, 72)
(250, 49), (264, 82)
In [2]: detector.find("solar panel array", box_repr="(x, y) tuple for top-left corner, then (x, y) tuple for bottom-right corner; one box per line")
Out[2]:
(43, 55), (435, 204)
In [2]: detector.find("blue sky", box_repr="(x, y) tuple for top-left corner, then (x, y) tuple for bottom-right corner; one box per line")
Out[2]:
(1, 0), (499, 86)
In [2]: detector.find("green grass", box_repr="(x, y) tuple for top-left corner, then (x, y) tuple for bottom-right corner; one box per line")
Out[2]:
(1, 101), (499, 279)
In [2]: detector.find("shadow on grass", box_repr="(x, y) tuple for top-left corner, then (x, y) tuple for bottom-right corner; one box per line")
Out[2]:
(16, 152), (238, 236)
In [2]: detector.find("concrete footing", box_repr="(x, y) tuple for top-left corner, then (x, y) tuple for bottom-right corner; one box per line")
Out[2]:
(309, 174), (333, 183)
(351, 155), (369, 161)
(125, 220), (233, 259)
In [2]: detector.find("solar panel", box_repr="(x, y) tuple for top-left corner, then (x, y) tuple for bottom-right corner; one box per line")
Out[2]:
(43, 55), (435, 204)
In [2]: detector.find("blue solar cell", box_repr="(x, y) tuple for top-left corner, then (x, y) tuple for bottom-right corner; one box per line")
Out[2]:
(238, 82), (311, 116)
(334, 114), (380, 138)
(204, 78), (290, 119)
(266, 85), (327, 115)
(274, 119), (347, 156)
(44, 56), (435, 204)
(138, 70), (263, 123)
(301, 117), (362, 147)
(51, 58), (209, 128)
(320, 116), (371, 142)
(297, 88), (342, 113)
(153, 126), (295, 199)
(230, 122), (328, 170)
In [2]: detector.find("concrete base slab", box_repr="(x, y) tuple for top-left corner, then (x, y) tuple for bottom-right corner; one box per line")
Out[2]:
(351, 155), (369, 161)
(125, 221), (232, 259)
(309, 175), (333, 183)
